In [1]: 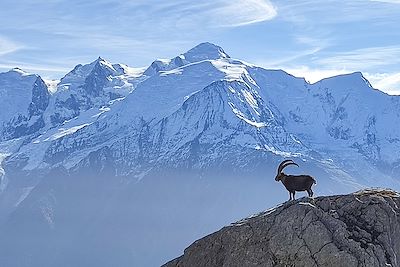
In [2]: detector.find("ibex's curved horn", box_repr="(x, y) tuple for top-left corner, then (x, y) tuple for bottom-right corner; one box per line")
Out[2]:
(277, 160), (299, 174)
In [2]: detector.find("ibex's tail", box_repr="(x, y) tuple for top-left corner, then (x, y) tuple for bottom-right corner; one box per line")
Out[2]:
(312, 177), (317, 185)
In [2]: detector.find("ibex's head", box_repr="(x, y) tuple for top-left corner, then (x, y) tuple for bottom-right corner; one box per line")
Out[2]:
(275, 159), (299, 181)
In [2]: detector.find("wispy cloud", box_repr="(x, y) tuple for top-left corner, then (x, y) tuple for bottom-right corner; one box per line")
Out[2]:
(213, 0), (277, 27)
(370, 0), (400, 4)
(277, 0), (400, 25)
(148, 0), (277, 28)
(0, 0), (277, 34)
(0, 36), (23, 56)
(316, 46), (400, 70)
(364, 72), (400, 94)
(256, 47), (322, 68)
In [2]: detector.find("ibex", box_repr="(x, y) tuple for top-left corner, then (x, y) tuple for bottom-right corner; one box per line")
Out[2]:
(275, 159), (316, 201)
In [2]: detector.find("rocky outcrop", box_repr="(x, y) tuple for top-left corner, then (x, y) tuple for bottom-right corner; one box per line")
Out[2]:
(164, 189), (400, 267)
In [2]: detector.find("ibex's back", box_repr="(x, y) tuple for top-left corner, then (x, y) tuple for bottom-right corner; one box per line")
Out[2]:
(282, 174), (316, 191)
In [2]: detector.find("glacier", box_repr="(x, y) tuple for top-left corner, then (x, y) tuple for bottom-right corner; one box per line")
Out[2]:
(0, 42), (399, 267)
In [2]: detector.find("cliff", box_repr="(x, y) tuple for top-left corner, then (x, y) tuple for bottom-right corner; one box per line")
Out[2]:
(164, 189), (400, 267)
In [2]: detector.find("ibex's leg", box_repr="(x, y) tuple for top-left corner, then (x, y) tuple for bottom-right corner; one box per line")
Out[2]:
(292, 191), (296, 200)
(307, 189), (314, 197)
(288, 191), (292, 201)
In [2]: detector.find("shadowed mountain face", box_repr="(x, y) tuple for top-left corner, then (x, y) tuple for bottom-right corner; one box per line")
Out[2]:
(0, 69), (50, 140)
(0, 43), (400, 266)
(164, 189), (400, 267)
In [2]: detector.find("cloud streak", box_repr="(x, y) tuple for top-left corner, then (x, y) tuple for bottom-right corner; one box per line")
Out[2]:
(0, 36), (23, 56)
(370, 0), (400, 4)
(213, 0), (277, 27)
(365, 72), (400, 94)
(0, 0), (277, 33)
(316, 46), (400, 70)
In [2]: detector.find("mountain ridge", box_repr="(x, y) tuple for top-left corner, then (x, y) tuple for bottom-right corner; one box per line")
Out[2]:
(2, 42), (400, 207)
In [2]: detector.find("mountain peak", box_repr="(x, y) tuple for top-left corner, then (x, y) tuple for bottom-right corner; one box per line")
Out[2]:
(92, 56), (115, 70)
(0, 68), (37, 83)
(8, 67), (31, 76)
(183, 42), (230, 62)
(61, 56), (116, 83)
(93, 57), (119, 74)
(10, 67), (25, 73)
(93, 56), (110, 66)
(143, 42), (230, 76)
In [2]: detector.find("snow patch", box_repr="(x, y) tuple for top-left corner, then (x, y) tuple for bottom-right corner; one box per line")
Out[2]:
(160, 68), (183, 76)
(228, 102), (266, 128)
(211, 60), (247, 80)
(298, 202), (317, 208)
(47, 123), (90, 141)
(44, 79), (60, 94)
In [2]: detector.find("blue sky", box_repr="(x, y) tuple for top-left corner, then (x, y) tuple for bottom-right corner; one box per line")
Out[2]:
(1, 0), (400, 94)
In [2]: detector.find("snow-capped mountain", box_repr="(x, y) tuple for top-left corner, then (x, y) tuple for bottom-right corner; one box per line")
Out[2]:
(143, 41), (230, 76)
(0, 42), (399, 267)
(44, 57), (146, 127)
(0, 68), (50, 141)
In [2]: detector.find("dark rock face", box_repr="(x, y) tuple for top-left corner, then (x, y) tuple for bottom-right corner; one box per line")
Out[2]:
(29, 77), (50, 116)
(82, 60), (113, 97)
(164, 189), (400, 267)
